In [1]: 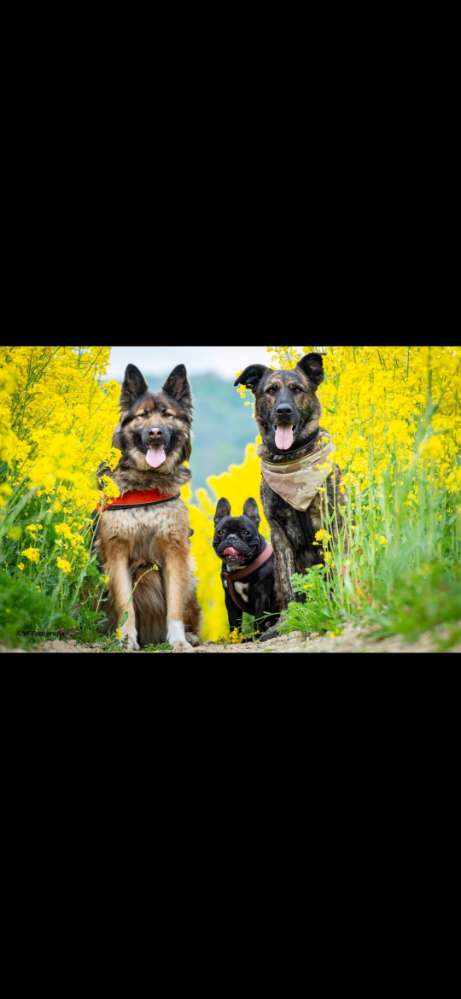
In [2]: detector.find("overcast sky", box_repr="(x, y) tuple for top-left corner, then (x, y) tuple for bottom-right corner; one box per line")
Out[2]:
(107, 345), (272, 382)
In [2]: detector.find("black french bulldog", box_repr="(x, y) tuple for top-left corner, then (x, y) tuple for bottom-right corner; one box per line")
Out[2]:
(212, 496), (277, 636)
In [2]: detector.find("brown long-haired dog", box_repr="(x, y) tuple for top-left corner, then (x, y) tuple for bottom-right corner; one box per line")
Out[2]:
(95, 363), (200, 652)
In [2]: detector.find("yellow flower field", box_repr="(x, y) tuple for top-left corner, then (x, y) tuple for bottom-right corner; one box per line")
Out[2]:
(185, 345), (461, 642)
(1, 345), (460, 649)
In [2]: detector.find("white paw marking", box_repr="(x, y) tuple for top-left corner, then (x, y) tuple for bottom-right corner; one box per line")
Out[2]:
(167, 620), (193, 651)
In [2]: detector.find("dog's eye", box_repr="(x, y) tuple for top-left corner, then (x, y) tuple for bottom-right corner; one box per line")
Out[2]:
(291, 385), (303, 393)
(266, 385), (278, 394)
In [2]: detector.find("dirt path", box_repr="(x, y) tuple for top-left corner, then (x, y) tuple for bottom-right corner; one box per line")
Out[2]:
(3, 620), (458, 653)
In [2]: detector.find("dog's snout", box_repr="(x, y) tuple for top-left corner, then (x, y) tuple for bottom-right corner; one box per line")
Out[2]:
(276, 403), (294, 417)
(148, 426), (163, 440)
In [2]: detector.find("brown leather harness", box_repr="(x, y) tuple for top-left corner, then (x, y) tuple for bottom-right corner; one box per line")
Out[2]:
(222, 543), (273, 612)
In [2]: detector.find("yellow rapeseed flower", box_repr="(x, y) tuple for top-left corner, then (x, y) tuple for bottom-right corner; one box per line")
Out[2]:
(228, 627), (242, 643)
(56, 557), (72, 574)
(17, 562), (25, 571)
(21, 547), (40, 563)
(54, 522), (73, 539)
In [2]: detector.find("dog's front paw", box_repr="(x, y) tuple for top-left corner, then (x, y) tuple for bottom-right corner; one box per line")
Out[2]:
(120, 624), (140, 651)
(167, 620), (195, 653)
(172, 640), (194, 653)
(259, 622), (280, 642)
(185, 632), (200, 647)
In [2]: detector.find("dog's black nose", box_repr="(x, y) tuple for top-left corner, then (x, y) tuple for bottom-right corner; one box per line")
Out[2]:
(148, 427), (163, 440)
(276, 403), (294, 418)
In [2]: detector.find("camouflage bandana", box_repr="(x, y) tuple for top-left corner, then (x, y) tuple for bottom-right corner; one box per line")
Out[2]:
(259, 430), (335, 511)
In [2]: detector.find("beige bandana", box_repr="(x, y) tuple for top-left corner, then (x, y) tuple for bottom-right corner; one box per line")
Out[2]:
(260, 431), (335, 511)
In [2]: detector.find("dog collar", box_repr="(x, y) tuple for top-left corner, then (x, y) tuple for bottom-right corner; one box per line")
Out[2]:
(223, 543), (273, 581)
(98, 488), (180, 511)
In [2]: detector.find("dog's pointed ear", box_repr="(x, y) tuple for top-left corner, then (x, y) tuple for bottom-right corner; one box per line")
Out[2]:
(297, 352), (325, 390)
(120, 364), (148, 410)
(234, 365), (269, 393)
(243, 497), (260, 527)
(214, 497), (231, 524)
(112, 425), (122, 450)
(162, 364), (192, 412)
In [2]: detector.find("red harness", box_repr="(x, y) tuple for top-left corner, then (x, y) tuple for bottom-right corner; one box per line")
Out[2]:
(222, 543), (273, 612)
(97, 488), (180, 511)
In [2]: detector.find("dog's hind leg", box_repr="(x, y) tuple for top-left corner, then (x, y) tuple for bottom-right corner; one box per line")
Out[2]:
(184, 589), (201, 646)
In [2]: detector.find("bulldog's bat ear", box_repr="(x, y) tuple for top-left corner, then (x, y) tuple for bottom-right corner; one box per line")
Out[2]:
(120, 364), (148, 410)
(162, 364), (192, 412)
(243, 497), (260, 527)
(234, 365), (269, 393)
(214, 497), (231, 524)
(297, 352), (325, 390)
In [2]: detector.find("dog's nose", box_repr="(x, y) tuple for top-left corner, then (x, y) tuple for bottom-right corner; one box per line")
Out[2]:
(276, 403), (294, 418)
(148, 427), (163, 440)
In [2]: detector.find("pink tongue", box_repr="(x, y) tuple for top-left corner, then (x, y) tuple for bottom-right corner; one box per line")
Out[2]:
(275, 426), (294, 450)
(224, 547), (240, 557)
(146, 446), (166, 468)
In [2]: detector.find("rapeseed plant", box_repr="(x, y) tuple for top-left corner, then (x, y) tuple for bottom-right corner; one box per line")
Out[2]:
(186, 345), (461, 644)
(1, 345), (460, 649)
(0, 346), (120, 645)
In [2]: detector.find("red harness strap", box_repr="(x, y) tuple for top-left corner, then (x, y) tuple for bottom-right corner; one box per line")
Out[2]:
(222, 544), (273, 612)
(97, 488), (180, 511)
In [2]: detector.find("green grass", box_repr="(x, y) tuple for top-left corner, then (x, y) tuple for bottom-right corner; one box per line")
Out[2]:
(0, 570), (75, 649)
(279, 444), (461, 650)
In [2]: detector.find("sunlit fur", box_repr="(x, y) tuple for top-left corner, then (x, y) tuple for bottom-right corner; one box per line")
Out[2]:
(95, 364), (200, 651)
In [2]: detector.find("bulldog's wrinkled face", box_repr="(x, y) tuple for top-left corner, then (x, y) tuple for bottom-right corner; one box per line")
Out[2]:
(116, 363), (192, 473)
(213, 498), (262, 570)
(234, 353), (325, 455)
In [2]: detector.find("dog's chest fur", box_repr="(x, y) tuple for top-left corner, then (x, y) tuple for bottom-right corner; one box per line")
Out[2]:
(234, 581), (250, 603)
(96, 499), (191, 566)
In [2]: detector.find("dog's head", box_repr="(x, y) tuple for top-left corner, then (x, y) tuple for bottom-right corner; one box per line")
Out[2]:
(213, 497), (262, 569)
(115, 363), (192, 473)
(234, 353), (324, 454)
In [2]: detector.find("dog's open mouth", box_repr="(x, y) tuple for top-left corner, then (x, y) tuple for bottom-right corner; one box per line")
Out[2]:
(223, 546), (242, 559)
(274, 425), (295, 450)
(145, 445), (167, 468)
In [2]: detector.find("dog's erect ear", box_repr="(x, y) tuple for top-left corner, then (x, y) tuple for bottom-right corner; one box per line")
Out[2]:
(112, 426), (122, 450)
(120, 364), (148, 410)
(234, 365), (269, 393)
(214, 497), (231, 524)
(162, 364), (192, 411)
(243, 497), (260, 527)
(297, 352), (325, 389)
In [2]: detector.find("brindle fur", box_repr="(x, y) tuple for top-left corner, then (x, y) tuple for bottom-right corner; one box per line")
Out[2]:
(95, 363), (200, 652)
(235, 353), (345, 634)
